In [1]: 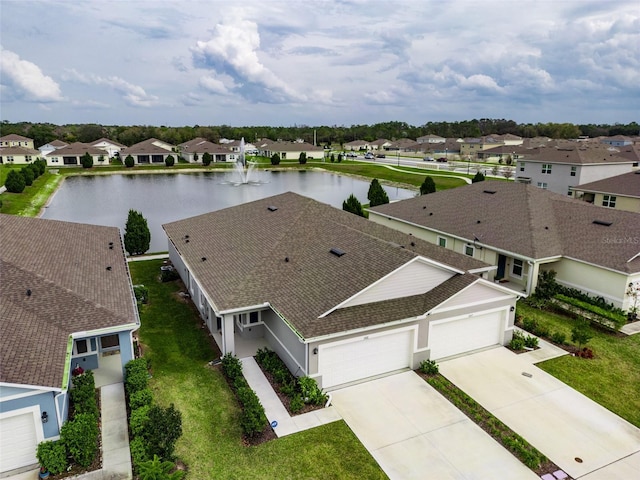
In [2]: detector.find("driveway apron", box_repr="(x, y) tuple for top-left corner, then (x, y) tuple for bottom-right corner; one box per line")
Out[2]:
(330, 371), (537, 480)
(439, 347), (640, 479)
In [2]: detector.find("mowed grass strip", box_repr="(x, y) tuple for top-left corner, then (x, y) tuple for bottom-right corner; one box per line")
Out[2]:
(130, 260), (387, 479)
(517, 302), (640, 427)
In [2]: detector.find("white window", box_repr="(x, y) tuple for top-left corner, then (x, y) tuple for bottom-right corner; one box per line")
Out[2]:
(25, 155), (32, 162)
(7, 156), (14, 162)
(438, 237), (447, 248)
(537, 182), (548, 189)
(512, 259), (524, 278)
(570, 166), (576, 177)
(519, 162), (525, 172)
(602, 195), (616, 208)
(464, 245), (474, 257)
(72, 338), (96, 355)
(567, 188), (573, 196)
(542, 164), (552, 174)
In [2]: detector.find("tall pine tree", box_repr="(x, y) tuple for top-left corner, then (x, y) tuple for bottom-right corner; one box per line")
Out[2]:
(123, 209), (151, 255)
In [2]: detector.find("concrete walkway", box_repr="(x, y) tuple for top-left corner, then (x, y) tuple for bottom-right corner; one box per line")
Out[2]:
(126, 253), (169, 262)
(621, 320), (640, 335)
(240, 357), (341, 437)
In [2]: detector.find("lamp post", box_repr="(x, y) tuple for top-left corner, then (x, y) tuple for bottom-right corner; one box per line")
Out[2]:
(467, 155), (470, 175)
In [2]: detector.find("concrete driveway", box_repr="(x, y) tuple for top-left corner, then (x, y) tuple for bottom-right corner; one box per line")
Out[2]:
(330, 371), (537, 480)
(439, 347), (640, 479)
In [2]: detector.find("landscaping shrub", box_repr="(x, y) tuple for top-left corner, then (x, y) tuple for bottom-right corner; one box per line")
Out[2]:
(524, 335), (539, 349)
(165, 155), (175, 167)
(70, 371), (98, 417)
(577, 347), (594, 359)
(298, 376), (326, 406)
(534, 270), (559, 300)
(289, 394), (304, 414)
(125, 358), (149, 396)
(419, 359), (439, 375)
(521, 317), (538, 333)
(20, 166), (34, 186)
(555, 294), (626, 330)
(146, 404), (183, 460)
(37, 440), (67, 475)
(534, 324), (550, 338)
(130, 388), (154, 410)
(125, 154), (135, 168)
(280, 380), (296, 397)
(134, 284), (149, 304)
(81, 152), (93, 169)
(550, 331), (566, 345)
(130, 435), (150, 470)
(509, 331), (525, 350)
(130, 405), (151, 437)
(137, 454), (185, 480)
(60, 412), (99, 468)
(571, 320), (593, 350)
(221, 353), (243, 381)
(236, 386), (267, 437)
(27, 163), (40, 179)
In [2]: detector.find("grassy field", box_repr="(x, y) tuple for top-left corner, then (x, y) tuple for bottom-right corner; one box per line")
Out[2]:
(517, 302), (640, 427)
(0, 171), (63, 215)
(130, 259), (387, 479)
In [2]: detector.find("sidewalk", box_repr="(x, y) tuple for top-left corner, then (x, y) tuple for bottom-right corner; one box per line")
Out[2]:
(240, 357), (341, 437)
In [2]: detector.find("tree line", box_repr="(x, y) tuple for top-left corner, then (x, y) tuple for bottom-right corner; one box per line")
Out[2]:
(1, 119), (638, 149)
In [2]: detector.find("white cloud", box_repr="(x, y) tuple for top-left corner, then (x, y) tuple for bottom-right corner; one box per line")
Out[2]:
(191, 12), (306, 103)
(65, 69), (159, 107)
(199, 75), (229, 96)
(0, 47), (63, 102)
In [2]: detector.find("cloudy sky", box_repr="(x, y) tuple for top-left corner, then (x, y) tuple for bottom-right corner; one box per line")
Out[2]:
(1, 0), (638, 127)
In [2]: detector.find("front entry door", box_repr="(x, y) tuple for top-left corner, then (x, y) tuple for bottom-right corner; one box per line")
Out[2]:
(497, 254), (506, 279)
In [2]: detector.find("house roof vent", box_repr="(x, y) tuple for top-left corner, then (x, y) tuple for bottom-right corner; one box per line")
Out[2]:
(330, 247), (345, 257)
(592, 220), (612, 227)
(483, 190), (496, 194)
(267, 206), (278, 212)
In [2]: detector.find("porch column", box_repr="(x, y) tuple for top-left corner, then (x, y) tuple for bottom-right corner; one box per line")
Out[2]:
(222, 314), (235, 356)
(527, 262), (540, 296)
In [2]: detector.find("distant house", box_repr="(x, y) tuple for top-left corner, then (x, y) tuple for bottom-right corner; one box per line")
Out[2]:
(368, 181), (640, 310)
(386, 138), (419, 151)
(119, 138), (175, 165)
(38, 139), (68, 157)
(225, 139), (257, 154)
(369, 139), (391, 151)
(257, 141), (324, 160)
(0, 215), (139, 475)
(571, 170), (640, 213)
(89, 138), (126, 158)
(344, 140), (370, 151)
(163, 192), (518, 390)
(417, 134), (446, 144)
(515, 144), (639, 195)
(44, 142), (106, 166)
(600, 135), (633, 147)
(460, 136), (505, 158)
(178, 138), (234, 163)
(0, 146), (40, 165)
(476, 145), (528, 162)
(0, 134), (34, 150)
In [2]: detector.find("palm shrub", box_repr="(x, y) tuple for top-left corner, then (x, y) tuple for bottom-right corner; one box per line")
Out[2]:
(137, 454), (185, 480)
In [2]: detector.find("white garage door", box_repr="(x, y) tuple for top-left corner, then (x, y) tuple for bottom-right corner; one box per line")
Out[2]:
(0, 411), (40, 473)
(429, 311), (504, 360)
(319, 329), (413, 389)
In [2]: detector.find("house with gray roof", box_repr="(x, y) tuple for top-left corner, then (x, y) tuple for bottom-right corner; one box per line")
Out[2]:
(119, 138), (175, 165)
(515, 143), (639, 195)
(44, 142), (107, 166)
(38, 139), (68, 157)
(257, 141), (324, 160)
(571, 170), (640, 213)
(0, 145), (40, 165)
(369, 181), (640, 310)
(163, 192), (518, 390)
(178, 138), (234, 163)
(0, 134), (34, 150)
(89, 138), (126, 158)
(0, 215), (139, 474)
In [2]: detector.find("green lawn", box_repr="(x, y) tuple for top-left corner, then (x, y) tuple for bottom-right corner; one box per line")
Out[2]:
(130, 259), (387, 479)
(517, 302), (640, 427)
(0, 171), (62, 215)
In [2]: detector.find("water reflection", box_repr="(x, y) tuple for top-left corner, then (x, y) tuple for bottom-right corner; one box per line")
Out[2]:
(42, 170), (416, 252)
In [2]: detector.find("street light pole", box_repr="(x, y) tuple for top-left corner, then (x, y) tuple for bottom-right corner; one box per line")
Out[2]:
(467, 155), (470, 175)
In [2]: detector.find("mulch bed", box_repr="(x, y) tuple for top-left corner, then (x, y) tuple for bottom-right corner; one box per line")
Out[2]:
(257, 367), (325, 417)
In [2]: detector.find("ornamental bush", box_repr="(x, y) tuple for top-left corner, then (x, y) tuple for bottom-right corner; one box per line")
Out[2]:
(202, 152), (212, 166)
(130, 405), (151, 437)
(419, 359), (439, 375)
(298, 376), (326, 406)
(165, 155), (175, 167)
(5, 169), (26, 193)
(221, 353), (243, 381)
(81, 152), (93, 168)
(236, 387), (267, 437)
(129, 436), (150, 470)
(70, 371), (98, 417)
(145, 404), (183, 460)
(130, 388), (154, 410)
(60, 413), (99, 468)
(125, 358), (149, 396)
(125, 154), (135, 168)
(20, 166), (34, 186)
(37, 440), (68, 475)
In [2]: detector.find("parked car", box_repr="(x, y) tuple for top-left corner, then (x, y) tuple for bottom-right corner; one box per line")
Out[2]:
(423, 157), (435, 161)
(346, 152), (357, 158)
(376, 153), (386, 158)
(364, 153), (374, 159)
(436, 157), (447, 162)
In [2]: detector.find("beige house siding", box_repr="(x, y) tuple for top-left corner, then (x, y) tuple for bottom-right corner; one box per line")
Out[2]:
(593, 193), (640, 213)
(543, 259), (633, 309)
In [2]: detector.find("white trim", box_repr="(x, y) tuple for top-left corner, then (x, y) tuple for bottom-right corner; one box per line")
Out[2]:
(318, 324), (418, 352)
(305, 314), (423, 344)
(318, 256), (463, 318)
(0, 382), (62, 394)
(427, 278), (518, 315)
(71, 323), (138, 338)
(437, 236), (448, 248)
(428, 305), (508, 327)
(464, 244), (475, 257)
(219, 302), (270, 315)
(511, 258), (524, 278)
(0, 389), (52, 403)
(628, 251), (640, 263)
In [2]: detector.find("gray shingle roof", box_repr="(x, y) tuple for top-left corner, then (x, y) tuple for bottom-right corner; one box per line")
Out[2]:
(0, 215), (138, 388)
(45, 142), (104, 156)
(572, 171), (640, 198)
(120, 138), (175, 155)
(370, 181), (640, 274)
(520, 144), (635, 164)
(163, 193), (488, 339)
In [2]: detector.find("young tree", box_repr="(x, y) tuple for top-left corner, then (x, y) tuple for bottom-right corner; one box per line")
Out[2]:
(145, 404), (182, 461)
(342, 194), (365, 217)
(202, 152), (212, 166)
(367, 178), (389, 207)
(298, 152), (307, 164)
(165, 155), (175, 167)
(20, 166), (34, 186)
(472, 172), (485, 183)
(193, 153), (199, 163)
(124, 209), (151, 256)
(571, 319), (593, 350)
(330, 153), (335, 163)
(125, 154), (135, 168)
(270, 153), (281, 165)
(337, 153), (343, 163)
(420, 176), (436, 195)
(5, 169), (26, 193)
(502, 168), (513, 179)
(81, 152), (94, 169)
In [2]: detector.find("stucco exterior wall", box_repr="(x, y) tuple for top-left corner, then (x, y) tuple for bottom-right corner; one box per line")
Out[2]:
(592, 193), (640, 213)
(0, 390), (60, 439)
(262, 310), (306, 376)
